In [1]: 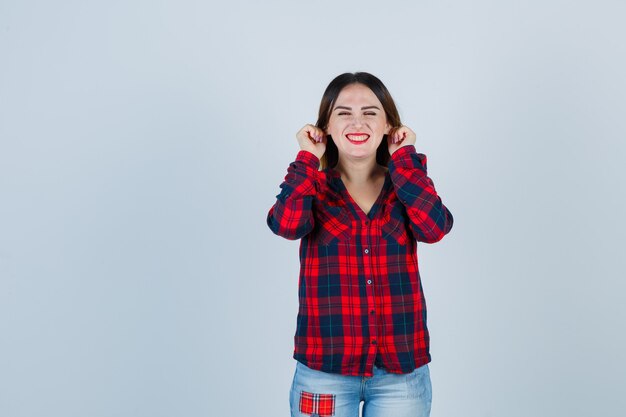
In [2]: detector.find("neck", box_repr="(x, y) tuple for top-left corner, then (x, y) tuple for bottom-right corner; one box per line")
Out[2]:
(335, 155), (386, 184)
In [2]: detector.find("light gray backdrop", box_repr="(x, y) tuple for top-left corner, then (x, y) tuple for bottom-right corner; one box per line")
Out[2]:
(1, 1), (625, 416)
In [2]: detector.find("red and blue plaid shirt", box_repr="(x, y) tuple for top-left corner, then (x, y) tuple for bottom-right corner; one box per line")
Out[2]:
(267, 145), (453, 377)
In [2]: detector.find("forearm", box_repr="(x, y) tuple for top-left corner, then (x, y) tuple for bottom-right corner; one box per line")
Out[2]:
(388, 145), (454, 243)
(266, 150), (320, 240)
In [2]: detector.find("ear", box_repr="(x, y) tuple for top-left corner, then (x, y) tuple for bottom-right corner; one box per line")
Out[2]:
(384, 123), (391, 134)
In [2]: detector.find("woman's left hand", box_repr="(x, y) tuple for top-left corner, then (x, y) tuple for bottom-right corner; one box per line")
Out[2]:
(387, 125), (416, 155)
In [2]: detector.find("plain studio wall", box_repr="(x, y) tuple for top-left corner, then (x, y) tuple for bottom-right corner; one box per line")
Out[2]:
(1, 1), (625, 416)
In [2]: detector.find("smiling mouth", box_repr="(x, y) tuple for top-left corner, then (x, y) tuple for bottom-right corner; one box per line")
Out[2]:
(346, 133), (370, 144)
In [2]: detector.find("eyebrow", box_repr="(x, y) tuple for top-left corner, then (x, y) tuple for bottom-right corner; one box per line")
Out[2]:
(333, 105), (381, 111)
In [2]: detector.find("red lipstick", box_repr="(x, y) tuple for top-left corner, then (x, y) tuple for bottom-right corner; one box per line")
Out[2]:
(345, 133), (370, 145)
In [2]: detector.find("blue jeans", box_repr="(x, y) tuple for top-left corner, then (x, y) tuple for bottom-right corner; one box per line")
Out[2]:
(289, 361), (432, 417)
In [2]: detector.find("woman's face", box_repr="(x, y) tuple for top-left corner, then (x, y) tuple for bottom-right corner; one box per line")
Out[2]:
(326, 83), (390, 163)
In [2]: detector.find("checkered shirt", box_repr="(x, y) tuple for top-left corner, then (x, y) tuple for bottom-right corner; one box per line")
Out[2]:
(267, 145), (453, 376)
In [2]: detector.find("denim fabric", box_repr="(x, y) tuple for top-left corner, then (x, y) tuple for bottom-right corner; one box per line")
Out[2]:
(289, 361), (432, 417)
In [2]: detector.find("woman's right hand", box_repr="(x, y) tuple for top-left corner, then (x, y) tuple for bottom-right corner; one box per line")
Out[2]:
(296, 124), (326, 160)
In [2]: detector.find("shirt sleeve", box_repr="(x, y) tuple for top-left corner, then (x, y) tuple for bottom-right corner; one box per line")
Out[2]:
(266, 150), (320, 240)
(388, 145), (454, 243)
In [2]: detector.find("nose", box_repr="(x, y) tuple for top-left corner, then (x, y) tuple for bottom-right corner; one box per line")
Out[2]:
(350, 114), (364, 127)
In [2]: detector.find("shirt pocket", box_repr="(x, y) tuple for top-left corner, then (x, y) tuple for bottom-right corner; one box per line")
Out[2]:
(381, 203), (410, 246)
(315, 205), (352, 246)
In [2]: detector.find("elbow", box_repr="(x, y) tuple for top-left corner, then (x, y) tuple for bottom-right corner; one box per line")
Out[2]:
(415, 209), (453, 244)
(417, 230), (447, 244)
(266, 215), (312, 240)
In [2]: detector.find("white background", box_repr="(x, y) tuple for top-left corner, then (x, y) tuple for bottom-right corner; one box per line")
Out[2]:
(1, 1), (625, 416)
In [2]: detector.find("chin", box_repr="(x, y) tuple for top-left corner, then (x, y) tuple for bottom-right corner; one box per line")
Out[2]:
(346, 151), (376, 160)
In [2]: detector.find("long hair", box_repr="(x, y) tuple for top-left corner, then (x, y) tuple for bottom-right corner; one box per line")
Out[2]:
(315, 72), (402, 170)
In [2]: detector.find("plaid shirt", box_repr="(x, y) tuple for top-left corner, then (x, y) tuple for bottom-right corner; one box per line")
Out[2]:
(267, 145), (453, 377)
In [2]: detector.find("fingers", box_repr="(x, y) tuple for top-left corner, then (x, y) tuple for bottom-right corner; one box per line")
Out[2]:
(390, 126), (416, 144)
(389, 127), (405, 144)
(387, 126), (417, 157)
(297, 124), (325, 143)
(397, 130), (406, 144)
(296, 124), (327, 159)
(309, 127), (325, 143)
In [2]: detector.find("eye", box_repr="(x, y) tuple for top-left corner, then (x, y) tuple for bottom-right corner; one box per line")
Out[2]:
(364, 112), (377, 116)
(338, 112), (351, 116)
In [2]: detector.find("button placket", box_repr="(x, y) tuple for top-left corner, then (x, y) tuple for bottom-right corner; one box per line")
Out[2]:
(360, 208), (381, 373)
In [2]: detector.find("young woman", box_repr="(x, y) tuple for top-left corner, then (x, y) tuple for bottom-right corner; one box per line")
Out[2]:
(267, 72), (453, 417)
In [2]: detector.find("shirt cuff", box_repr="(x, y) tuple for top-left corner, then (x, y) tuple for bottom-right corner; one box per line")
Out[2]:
(296, 150), (321, 169)
(391, 145), (427, 169)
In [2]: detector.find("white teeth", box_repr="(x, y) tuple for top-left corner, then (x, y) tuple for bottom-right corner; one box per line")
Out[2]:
(347, 135), (369, 142)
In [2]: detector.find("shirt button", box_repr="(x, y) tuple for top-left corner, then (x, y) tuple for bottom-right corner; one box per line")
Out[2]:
(367, 279), (372, 285)
(364, 248), (369, 254)
(370, 310), (375, 315)
(371, 340), (378, 345)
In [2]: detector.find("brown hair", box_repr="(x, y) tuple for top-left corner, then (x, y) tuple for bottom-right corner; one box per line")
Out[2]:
(315, 72), (402, 170)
